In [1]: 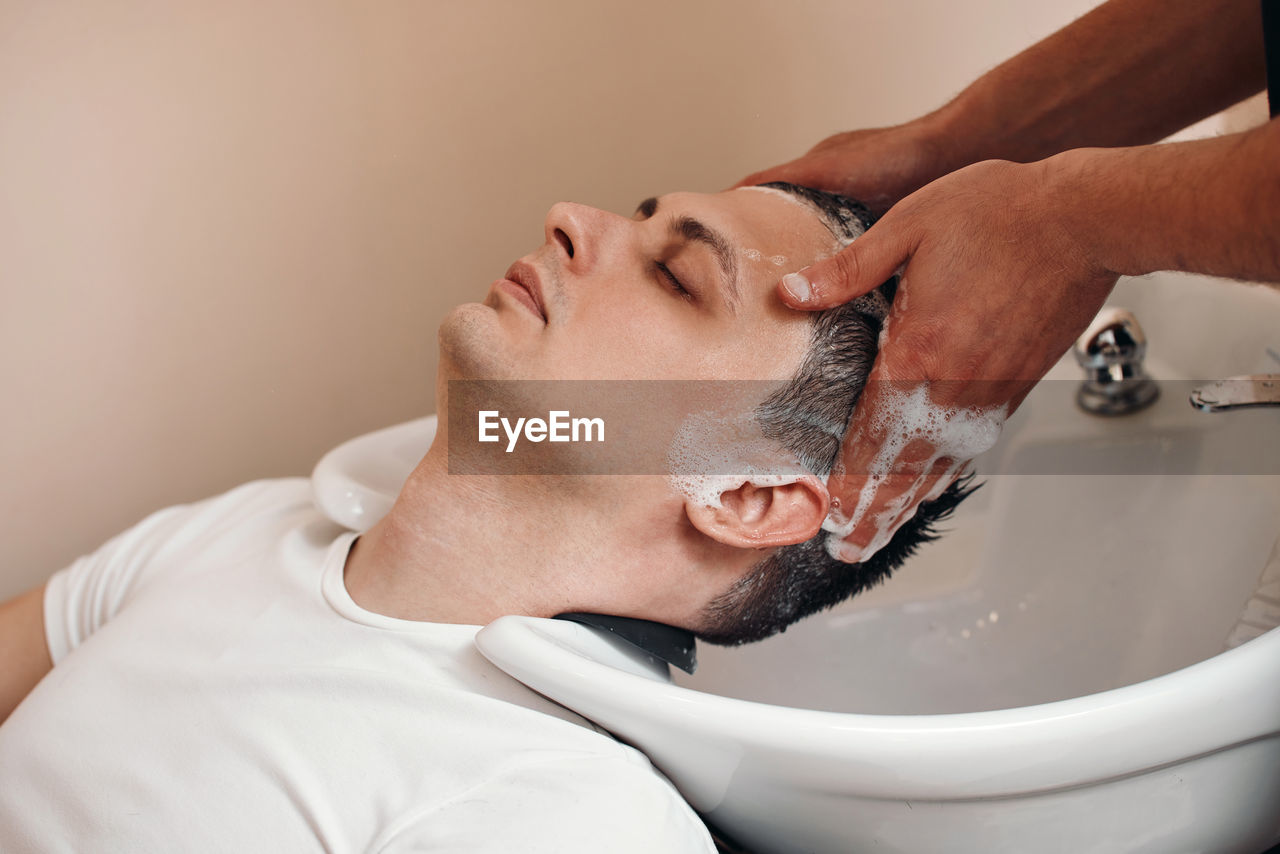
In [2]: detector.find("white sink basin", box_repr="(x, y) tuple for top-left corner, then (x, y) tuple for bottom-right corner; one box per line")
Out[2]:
(681, 373), (1280, 717)
(316, 272), (1280, 853)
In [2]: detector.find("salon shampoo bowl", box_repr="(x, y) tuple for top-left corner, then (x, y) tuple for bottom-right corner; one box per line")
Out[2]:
(475, 614), (1280, 854)
(314, 273), (1280, 853)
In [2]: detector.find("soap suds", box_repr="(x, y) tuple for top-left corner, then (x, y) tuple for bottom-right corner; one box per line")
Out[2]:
(822, 384), (1005, 561)
(736, 184), (823, 214)
(667, 410), (810, 508)
(738, 247), (791, 268)
(849, 290), (890, 322)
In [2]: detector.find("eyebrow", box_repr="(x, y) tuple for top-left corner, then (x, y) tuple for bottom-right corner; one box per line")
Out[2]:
(635, 197), (741, 311)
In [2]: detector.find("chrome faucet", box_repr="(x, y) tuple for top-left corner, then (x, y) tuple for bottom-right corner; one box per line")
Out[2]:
(1074, 307), (1160, 416)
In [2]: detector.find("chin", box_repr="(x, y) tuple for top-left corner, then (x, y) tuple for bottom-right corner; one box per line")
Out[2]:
(436, 302), (519, 380)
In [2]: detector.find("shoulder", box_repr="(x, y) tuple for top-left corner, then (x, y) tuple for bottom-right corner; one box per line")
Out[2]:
(180, 477), (316, 528)
(42, 478), (327, 661)
(375, 751), (715, 854)
(146, 477), (322, 553)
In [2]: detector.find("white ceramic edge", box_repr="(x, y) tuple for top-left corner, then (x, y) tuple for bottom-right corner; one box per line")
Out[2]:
(310, 415), (438, 532)
(476, 615), (1280, 801)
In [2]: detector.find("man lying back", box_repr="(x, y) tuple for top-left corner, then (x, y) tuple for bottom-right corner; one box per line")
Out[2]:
(0, 183), (969, 852)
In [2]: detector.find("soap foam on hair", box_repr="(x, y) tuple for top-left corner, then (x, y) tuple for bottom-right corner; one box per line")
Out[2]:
(735, 184), (823, 214)
(667, 410), (810, 508)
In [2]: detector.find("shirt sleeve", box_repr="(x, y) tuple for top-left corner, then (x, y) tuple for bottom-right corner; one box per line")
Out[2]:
(374, 753), (717, 854)
(42, 500), (202, 664)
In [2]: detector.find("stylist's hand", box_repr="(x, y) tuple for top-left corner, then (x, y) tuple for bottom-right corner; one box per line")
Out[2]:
(735, 120), (956, 215)
(782, 157), (1119, 562)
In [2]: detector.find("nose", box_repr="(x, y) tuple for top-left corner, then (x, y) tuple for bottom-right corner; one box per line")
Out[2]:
(543, 202), (626, 275)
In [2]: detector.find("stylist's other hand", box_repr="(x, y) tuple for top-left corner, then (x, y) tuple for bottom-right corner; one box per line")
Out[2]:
(781, 158), (1119, 563)
(735, 121), (955, 215)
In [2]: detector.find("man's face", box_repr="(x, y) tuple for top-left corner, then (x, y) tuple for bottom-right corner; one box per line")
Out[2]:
(439, 188), (843, 384)
(431, 188), (846, 626)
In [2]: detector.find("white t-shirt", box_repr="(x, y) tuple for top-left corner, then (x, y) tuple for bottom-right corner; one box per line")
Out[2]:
(0, 479), (714, 853)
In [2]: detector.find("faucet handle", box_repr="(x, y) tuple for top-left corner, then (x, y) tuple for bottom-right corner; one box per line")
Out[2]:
(1074, 307), (1147, 371)
(1074, 306), (1159, 415)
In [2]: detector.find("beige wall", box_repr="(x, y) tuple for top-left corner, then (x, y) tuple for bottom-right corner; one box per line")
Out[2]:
(1, 0), (1229, 598)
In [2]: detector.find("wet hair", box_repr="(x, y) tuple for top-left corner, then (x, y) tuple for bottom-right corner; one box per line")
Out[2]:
(695, 182), (976, 646)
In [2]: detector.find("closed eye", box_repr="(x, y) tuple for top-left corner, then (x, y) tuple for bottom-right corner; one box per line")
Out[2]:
(633, 196), (740, 314)
(655, 261), (694, 301)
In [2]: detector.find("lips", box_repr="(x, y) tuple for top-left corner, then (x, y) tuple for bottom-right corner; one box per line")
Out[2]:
(502, 260), (548, 323)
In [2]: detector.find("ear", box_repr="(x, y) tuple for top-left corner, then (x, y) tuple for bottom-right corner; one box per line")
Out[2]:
(685, 475), (830, 549)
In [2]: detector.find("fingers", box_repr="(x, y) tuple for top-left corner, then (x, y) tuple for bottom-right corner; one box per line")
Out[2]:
(731, 159), (823, 191)
(820, 379), (917, 547)
(778, 221), (912, 311)
(828, 457), (957, 563)
(826, 475), (916, 564)
(731, 169), (776, 190)
(822, 372), (1005, 565)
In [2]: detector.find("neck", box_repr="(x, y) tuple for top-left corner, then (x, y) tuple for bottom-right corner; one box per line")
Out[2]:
(343, 450), (549, 625)
(342, 433), (711, 627)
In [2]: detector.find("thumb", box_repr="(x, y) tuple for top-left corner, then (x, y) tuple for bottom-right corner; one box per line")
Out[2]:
(779, 221), (912, 310)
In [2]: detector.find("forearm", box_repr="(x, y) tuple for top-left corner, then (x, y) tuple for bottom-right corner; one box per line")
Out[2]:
(925, 0), (1267, 170)
(0, 585), (53, 724)
(1051, 117), (1280, 283)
